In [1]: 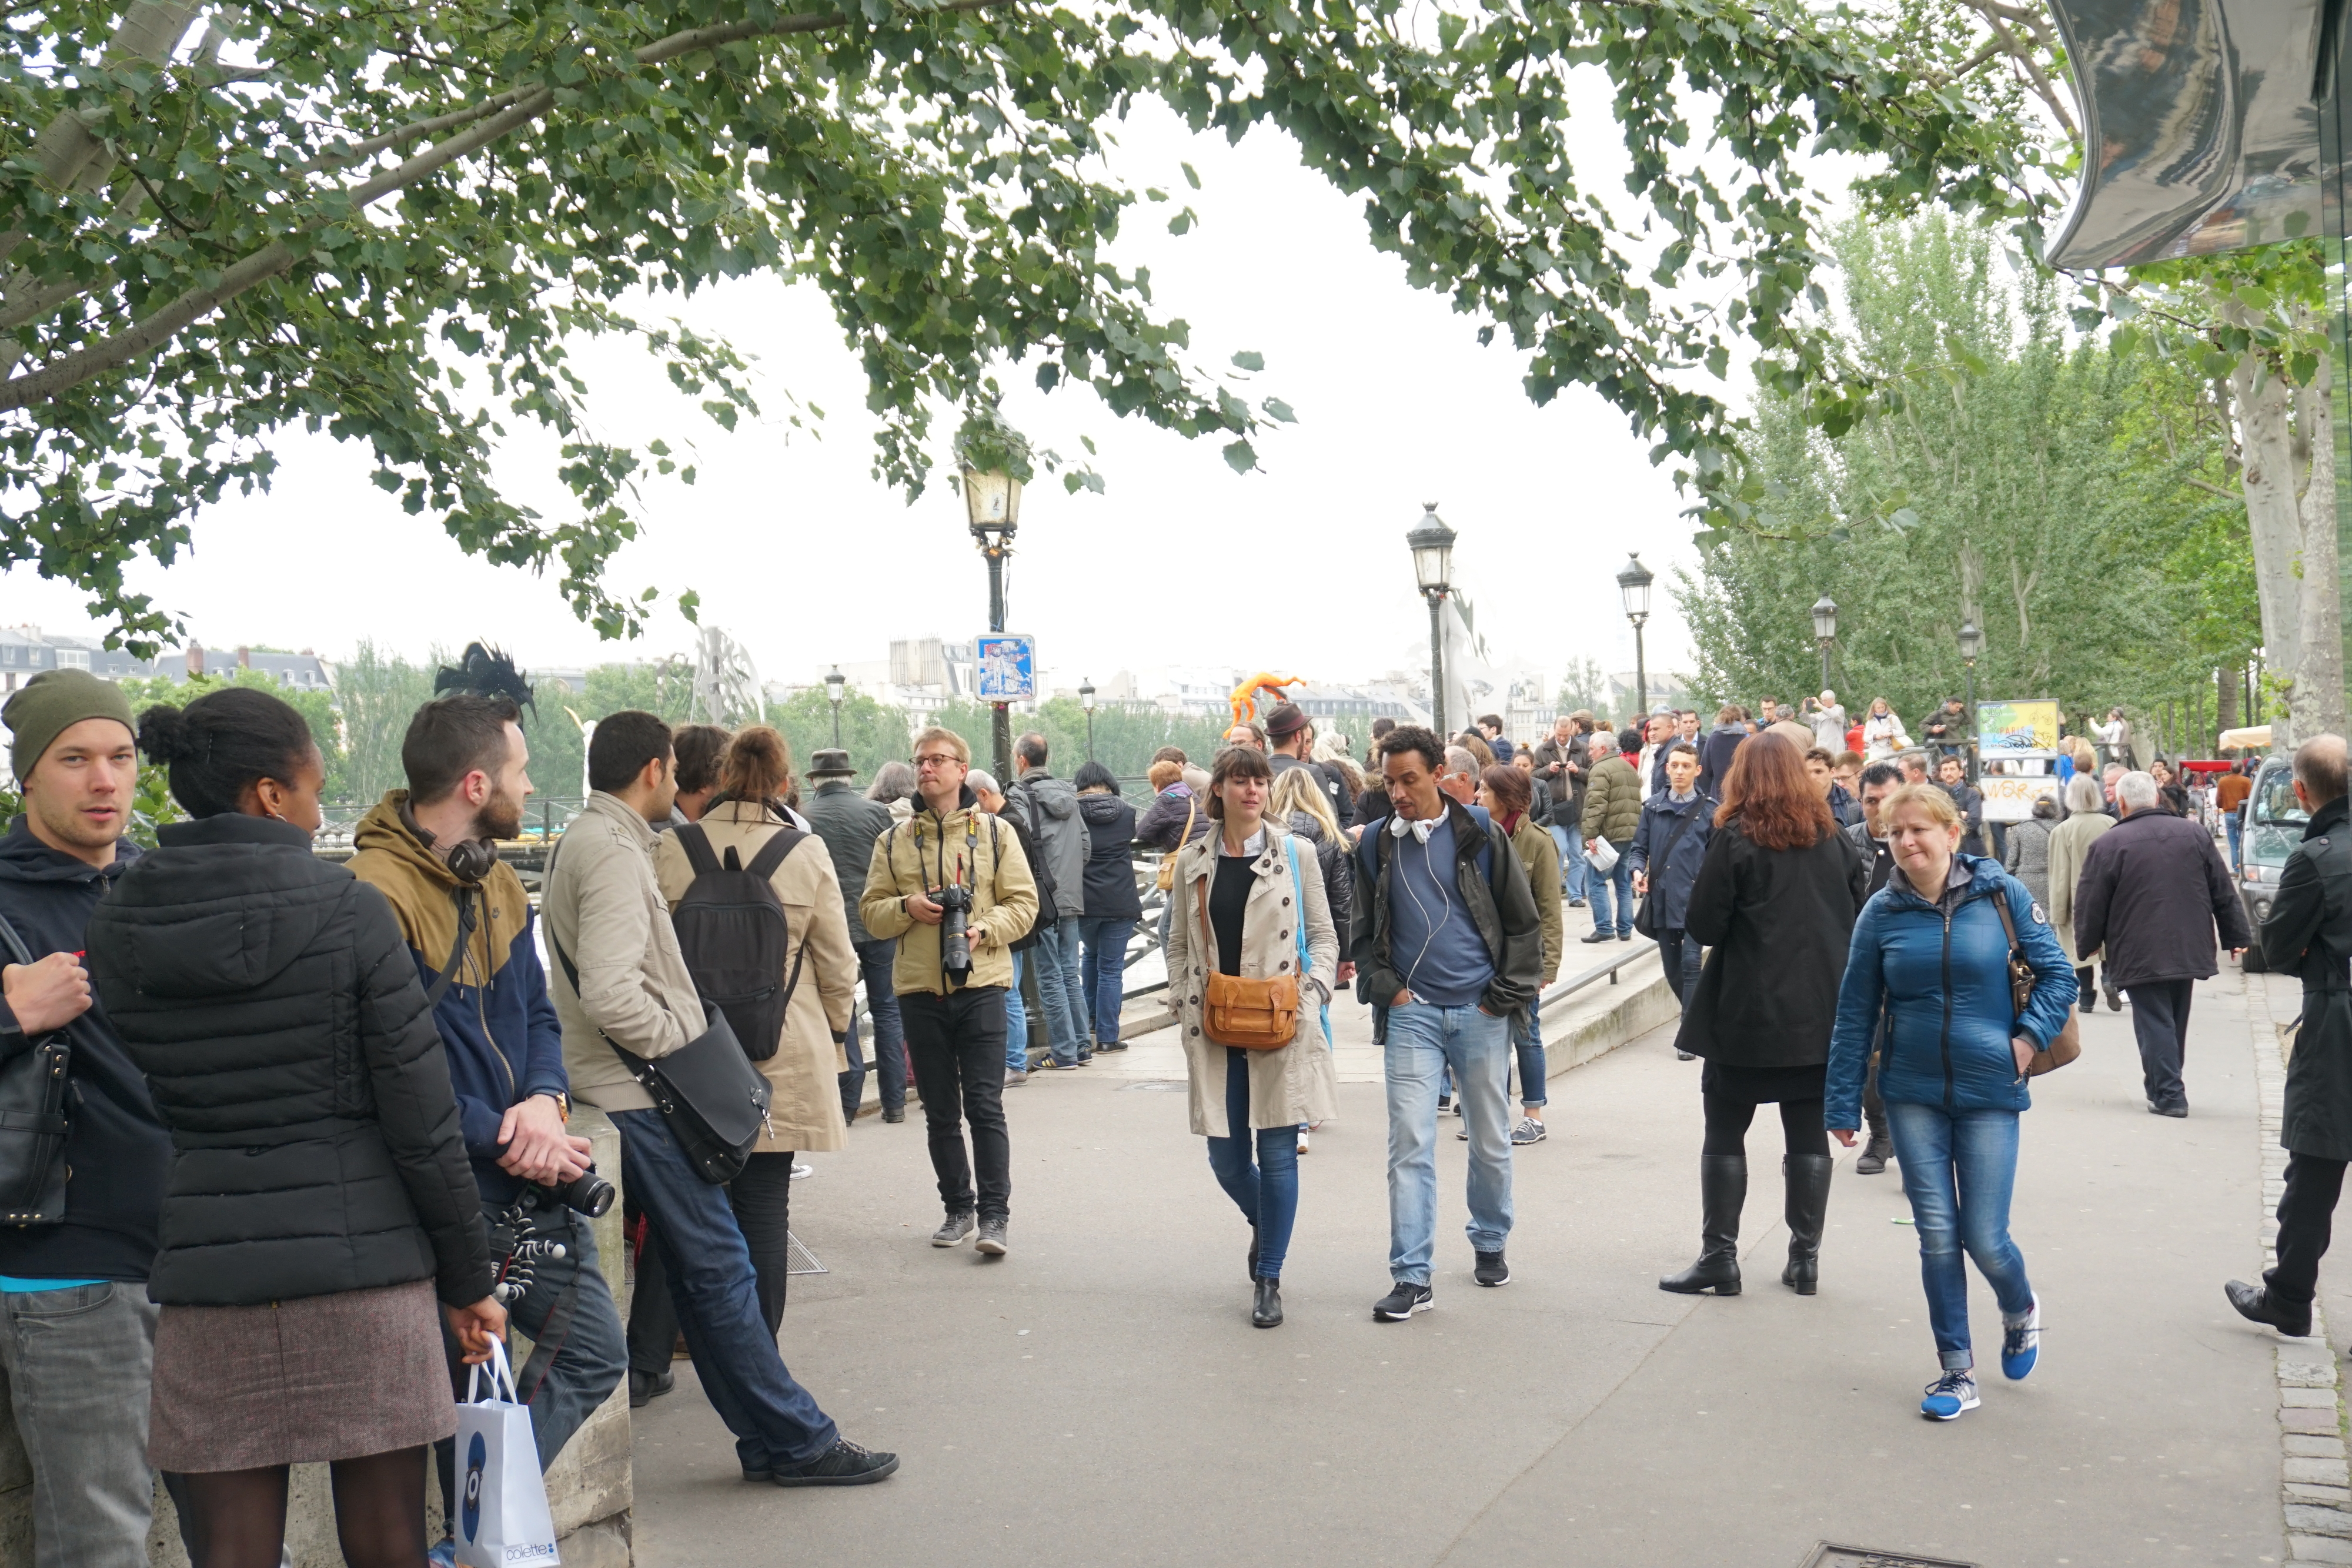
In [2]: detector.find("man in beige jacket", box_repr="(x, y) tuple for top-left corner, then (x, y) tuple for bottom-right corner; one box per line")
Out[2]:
(543, 710), (897, 1489)
(861, 727), (1038, 1256)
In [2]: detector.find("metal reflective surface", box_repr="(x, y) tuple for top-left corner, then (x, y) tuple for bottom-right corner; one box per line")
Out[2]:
(2045, 0), (2328, 268)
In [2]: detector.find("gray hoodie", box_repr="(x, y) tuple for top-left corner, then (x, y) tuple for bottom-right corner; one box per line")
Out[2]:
(1008, 768), (1087, 918)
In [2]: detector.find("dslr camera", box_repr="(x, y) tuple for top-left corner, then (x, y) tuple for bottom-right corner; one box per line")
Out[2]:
(540, 1162), (616, 1218)
(934, 884), (975, 985)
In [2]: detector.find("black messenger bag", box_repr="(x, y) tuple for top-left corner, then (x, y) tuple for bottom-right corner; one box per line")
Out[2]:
(0, 912), (72, 1225)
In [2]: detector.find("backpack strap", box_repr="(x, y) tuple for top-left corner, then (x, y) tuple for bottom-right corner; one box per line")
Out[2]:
(676, 821), (721, 878)
(746, 826), (804, 881)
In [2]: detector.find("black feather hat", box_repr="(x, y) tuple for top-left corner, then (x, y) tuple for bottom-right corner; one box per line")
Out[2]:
(435, 642), (536, 718)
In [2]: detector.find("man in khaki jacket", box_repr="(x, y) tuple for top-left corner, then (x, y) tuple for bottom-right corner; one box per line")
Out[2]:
(543, 710), (897, 1489)
(861, 727), (1038, 1256)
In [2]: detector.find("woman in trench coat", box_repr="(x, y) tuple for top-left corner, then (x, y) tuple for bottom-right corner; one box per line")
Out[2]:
(1165, 744), (1339, 1329)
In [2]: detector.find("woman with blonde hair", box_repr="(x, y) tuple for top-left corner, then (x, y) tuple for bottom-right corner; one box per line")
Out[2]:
(1862, 697), (1910, 761)
(1267, 764), (1352, 1154)
(653, 726), (858, 1333)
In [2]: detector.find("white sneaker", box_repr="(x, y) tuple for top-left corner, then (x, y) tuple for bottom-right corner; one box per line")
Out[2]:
(1297, 1128), (1311, 1155)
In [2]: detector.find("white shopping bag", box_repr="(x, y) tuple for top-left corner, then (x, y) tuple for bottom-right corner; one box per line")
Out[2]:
(1586, 836), (1620, 875)
(453, 1338), (560, 1567)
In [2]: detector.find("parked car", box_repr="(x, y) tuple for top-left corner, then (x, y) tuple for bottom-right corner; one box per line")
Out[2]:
(2238, 754), (2301, 973)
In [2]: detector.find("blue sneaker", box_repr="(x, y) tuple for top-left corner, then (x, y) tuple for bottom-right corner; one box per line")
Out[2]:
(2001, 1294), (2040, 1381)
(1920, 1370), (1979, 1421)
(428, 1539), (458, 1568)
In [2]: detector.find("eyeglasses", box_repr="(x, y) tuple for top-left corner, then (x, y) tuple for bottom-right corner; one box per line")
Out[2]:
(914, 753), (964, 771)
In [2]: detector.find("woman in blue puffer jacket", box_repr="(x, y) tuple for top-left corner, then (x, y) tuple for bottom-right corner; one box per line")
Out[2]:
(1828, 783), (2076, 1424)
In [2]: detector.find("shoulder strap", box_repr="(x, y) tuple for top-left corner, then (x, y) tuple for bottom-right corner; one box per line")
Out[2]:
(420, 885), (479, 1010)
(1287, 837), (1309, 974)
(0, 908), (34, 968)
(747, 826), (804, 881)
(1988, 882), (2021, 951)
(1656, 803), (1699, 868)
(676, 821), (721, 878)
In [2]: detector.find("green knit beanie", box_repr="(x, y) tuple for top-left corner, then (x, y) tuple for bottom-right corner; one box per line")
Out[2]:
(4, 669), (138, 780)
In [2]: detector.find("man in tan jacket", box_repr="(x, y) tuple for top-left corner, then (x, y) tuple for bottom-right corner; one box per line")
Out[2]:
(543, 710), (897, 1489)
(861, 727), (1038, 1256)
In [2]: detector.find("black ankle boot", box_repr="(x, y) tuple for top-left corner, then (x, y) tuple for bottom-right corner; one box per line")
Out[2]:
(1252, 1276), (1284, 1328)
(1780, 1153), (1833, 1295)
(1660, 1155), (1746, 1295)
(2227, 1278), (2313, 1337)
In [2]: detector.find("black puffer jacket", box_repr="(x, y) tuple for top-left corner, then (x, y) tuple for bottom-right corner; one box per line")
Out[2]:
(1077, 793), (1142, 921)
(86, 814), (494, 1309)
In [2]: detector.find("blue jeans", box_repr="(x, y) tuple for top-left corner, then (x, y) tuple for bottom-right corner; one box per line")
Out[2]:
(1078, 917), (1138, 1044)
(1587, 845), (1634, 935)
(0, 1281), (157, 1568)
(1655, 927), (1701, 1007)
(1205, 1049), (1300, 1279)
(1384, 1002), (1514, 1284)
(1031, 918), (1091, 1065)
(840, 937), (904, 1117)
(1887, 1101), (2034, 1371)
(611, 1109), (840, 1472)
(1511, 1003), (1546, 1109)
(1550, 825), (1588, 901)
(1004, 951), (1030, 1072)
(2226, 813), (2243, 870)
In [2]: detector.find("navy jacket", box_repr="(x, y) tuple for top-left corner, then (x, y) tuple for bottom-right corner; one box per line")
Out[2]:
(0, 817), (169, 1282)
(1695, 724), (1745, 801)
(1625, 789), (1715, 930)
(1827, 855), (2076, 1128)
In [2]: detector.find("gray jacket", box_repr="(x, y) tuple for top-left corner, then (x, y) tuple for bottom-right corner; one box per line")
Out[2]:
(1007, 768), (1087, 918)
(802, 780), (895, 944)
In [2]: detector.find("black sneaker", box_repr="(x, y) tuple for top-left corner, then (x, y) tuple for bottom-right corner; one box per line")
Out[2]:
(975, 1215), (1008, 1256)
(882, 1106), (906, 1123)
(770, 1437), (900, 1487)
(1373, 1281), (1434, 1321)
(629, 1368), (674, 1409)
(932, 1212), (976, 1247)
(1475, 1249), (1511, 1287)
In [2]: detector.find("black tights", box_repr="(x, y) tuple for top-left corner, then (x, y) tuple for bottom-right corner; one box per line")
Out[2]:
(178, 1446), (428, 1568)
(1701, 1091), (1830, 1158)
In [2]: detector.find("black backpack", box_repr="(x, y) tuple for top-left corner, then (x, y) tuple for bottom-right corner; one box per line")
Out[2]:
(671, 823), (806, 1064)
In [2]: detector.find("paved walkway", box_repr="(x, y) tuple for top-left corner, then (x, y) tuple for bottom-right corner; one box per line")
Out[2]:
(632, 967), (2288, 1567)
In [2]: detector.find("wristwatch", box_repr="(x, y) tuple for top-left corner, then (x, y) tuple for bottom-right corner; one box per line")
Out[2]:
(547, 1091), (572, 1123)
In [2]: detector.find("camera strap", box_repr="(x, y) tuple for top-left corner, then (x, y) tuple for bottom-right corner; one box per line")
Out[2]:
(421, 884), (479, 1011)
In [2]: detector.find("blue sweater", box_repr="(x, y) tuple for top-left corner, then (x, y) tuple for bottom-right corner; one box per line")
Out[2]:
(1826, 855), (2076, 1127)
(1384, 813), (1498, 1008)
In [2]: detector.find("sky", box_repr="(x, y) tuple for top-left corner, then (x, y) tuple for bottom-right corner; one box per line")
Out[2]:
(1, 93), (1716, 696)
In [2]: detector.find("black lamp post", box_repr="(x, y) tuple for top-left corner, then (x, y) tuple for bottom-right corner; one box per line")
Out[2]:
(1618, 554), (1655, 718)
(965, 466), (1023, 782)
(1812, 594), (1838, 693)
(1959, 618), (1983, 781)
(1407, 503), (1456, 736)
(1079, 677), (1097, 762)
(824, 664), (846, 748)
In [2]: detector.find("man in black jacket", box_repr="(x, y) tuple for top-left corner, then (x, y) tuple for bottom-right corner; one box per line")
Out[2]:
(1841, 761), (1903, 1172)
(1352, 726), (1543, 1320)
(1531, 715), (1588, 907)
(803, 750), (904, 1122)
(0, 670), (172, 1567)
(2075, 770), (2251, 1116)
(1266, 703), (1354, 829)
(2231, 735), (2352, 1336)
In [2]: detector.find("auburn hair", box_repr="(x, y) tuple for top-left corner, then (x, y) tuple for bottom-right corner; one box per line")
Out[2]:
(1714, 731), (1836, 851)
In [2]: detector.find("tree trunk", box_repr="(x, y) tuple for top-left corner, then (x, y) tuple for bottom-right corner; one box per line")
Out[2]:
(2293, 362), (2346, 741)
(2219, 661), (2241, 734)
(2230, 349), (2343, 748)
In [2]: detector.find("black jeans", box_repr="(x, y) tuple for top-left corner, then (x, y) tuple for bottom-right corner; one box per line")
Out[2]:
(901, 986), (1013, 1219)
(1656, 928), (1700, 1007)
(839, 937), (905, 1119)
(625, 1148), (799, 1375)
(2271, 1152), (2348, 1306)
(2126, 977), (2195, 1110)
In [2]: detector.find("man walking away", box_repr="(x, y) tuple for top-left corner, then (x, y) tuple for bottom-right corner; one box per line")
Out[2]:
(863, 730), (1039, 1255)
(803, 749), (905, 1123)
(348, 694), (629, 1540)
(544, 711), (896, 1487)
(1352, 726), (1543, 1320)
(2219, 760), (2254, 870)
(0, 671), (172, 1568)
(1696, 705), (1746, 801)
(1581, 731), (1641, 942)
(1842, 760), (1903, 1172)
(1004, 733), (1090, 1068)
(2073, 770), (2250, 1117)
(2230, 736), (2352, 1336)
(1532, 714), (1588, 907)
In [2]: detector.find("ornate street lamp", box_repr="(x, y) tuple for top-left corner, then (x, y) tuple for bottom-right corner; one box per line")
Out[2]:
(1959, 618), (1983, 781)
(1618, 554), (1655, 718)
(1407, 503), (1456, 736)
(965, 466), (1023, 781)
(1079, 676), (1097, 763)
(824, 664), (846, 748)
(1812, 593), (1838, 693)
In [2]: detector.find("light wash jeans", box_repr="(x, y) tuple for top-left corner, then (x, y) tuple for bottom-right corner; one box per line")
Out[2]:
(0, 1281), (159, 1568)
(1887, 1101), (2034, 1370)
(1586, 847), (1635, 935)
(1549, 825), (1589, 901)
(1031, 918), (1091, 1065)
(1005, 951), (1031, 1072)
(1385, 1001), (1515, 1285)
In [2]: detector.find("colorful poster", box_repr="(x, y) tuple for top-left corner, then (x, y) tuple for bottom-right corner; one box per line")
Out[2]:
(1980, 771), (2061, 823)
(1977, 698), (2060, 754)
(975, 635), (1035, 702)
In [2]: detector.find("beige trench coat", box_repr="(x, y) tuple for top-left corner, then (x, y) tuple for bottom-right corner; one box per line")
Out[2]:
(2046, 810), (2116, 966)
(1165, 821), (1341, 1136)
(653, 800), (857, 1154)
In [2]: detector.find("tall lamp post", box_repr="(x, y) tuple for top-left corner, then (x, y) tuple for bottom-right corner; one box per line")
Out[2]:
(824, 664), (846, 748)
(1408, 503), (1457, 736)
(1812, 594), (1838, 693)
(965, 466), (1023, 783)
(1958, 618), (1983, 781)
(1618, 554), (1655, 718)
(1079, 677), (1097, 763)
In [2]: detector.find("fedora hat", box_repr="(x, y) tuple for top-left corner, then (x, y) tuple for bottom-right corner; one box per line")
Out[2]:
(807, 748), (857, 779)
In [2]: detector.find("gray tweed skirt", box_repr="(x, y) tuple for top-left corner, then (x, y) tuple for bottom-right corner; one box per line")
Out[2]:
(149, 1280), (454, 1472)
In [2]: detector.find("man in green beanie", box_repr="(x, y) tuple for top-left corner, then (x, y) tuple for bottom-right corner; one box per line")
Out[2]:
(0, 668), (174, 1568)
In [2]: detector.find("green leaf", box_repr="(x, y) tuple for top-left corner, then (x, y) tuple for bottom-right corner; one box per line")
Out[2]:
(1181, 162), (1201, 190)
(1221, 440), (1257, 474)
(1231, 350), (1265, 372)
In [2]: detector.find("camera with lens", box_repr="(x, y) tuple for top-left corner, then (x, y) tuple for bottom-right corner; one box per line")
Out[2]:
(935, 883), (974, 985)
(537, 1162), (615, 1218)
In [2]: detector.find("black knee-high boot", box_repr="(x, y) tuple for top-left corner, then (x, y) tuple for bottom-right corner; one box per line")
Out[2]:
(1780, 1154), (1833, 1295)
(1660, 1155), (1746, 1295)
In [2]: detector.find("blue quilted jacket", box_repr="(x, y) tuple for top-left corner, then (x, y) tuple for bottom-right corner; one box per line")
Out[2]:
(1827, 855), (2076, 1126)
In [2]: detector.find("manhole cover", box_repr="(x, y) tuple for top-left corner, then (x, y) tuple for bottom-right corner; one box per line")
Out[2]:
(1119, 1079), (1190, 1091)
(1799, 1546), (1977, 1568)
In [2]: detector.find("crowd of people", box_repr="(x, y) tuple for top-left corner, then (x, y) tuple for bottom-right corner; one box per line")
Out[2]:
(0, 657), (2326, 1568)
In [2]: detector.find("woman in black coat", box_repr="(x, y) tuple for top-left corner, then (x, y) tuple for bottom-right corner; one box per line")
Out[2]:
(1660, 733), (1869, 1300)
(86, 686), (503, 1568)
(1074, 761), (1144, 1052)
